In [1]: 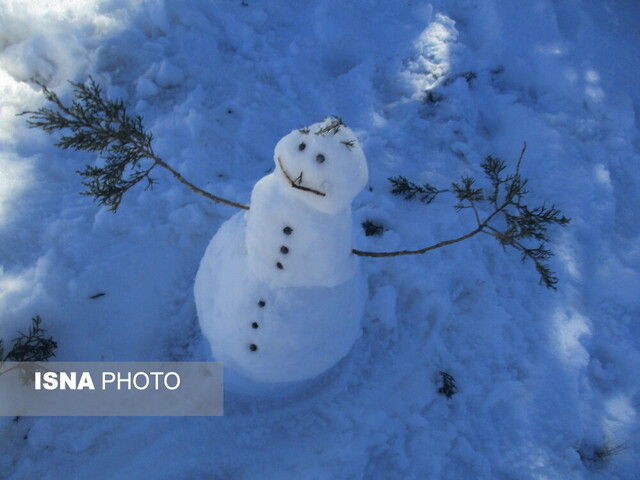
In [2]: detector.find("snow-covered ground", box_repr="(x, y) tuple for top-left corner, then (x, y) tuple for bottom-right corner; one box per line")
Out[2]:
(1, 0), (639, 478)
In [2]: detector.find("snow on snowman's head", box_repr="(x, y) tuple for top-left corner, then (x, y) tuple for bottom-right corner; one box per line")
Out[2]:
(273, 117), (368, 214)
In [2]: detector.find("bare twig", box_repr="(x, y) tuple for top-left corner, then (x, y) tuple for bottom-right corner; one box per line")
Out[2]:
(353, 226), (481, 257)
(152, 153), (249, 210)
(353, 192), (508, 258)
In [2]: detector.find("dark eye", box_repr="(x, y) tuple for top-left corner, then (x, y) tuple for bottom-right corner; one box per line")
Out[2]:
(316, 153), (326, 164)
(298, 143), (306, 151)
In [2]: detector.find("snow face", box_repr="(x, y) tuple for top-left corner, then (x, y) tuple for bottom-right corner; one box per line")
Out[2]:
(273, 118), (368, 215)
(246, 118), (367, 287)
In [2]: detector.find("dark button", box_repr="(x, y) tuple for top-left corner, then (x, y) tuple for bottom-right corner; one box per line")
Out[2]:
(283, 226), (293, 235)
(316, 153), (325, 164)
(276, 262), (284, 270)
(298, 142), (306, 151)
(251, 322), (259, 329)
(249, 344), (258, 352)
(280, 246), (289, 254)
(258, 300), (266, 308)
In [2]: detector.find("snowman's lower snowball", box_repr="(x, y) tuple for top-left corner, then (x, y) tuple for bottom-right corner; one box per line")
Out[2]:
(194, 213), (366, 385)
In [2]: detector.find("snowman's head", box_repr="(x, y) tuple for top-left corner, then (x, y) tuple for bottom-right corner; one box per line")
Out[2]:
(273, 117), (368, 214)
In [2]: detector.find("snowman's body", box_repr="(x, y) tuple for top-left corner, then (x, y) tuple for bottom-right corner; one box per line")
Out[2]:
(194, 118), (368, 387)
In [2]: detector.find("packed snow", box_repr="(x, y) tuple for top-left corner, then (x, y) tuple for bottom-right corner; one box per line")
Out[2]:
(245, 119), (367, 287)
(195, 119), (367, 387)
(1, 0), (639, 478)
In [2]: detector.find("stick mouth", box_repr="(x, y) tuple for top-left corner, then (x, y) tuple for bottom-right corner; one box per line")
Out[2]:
(277, 156), (326, 197)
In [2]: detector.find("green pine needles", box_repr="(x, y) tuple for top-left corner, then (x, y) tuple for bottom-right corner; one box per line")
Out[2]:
(0, 316), (58, 364)
(23, 78), (155, 212)
(383, 144), (570, 289)
(315, 117), (345, 136)
(438, 371), (458, 399)
(389, 176), (447, 204)
(21, 78), (249, 211)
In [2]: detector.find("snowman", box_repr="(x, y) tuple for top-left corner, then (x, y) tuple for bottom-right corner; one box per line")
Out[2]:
(194, 117), (368, 389)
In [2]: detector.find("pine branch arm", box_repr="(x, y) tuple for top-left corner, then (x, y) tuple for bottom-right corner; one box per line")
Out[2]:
(21, 78), (249, 212)
(358, 147), (569, 288)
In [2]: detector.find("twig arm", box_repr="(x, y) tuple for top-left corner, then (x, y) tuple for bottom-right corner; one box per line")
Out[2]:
(357, 146), (569, 288)
(151, 154), (249, 210)
(352, 225), (483, 257)
(21, 78), (249, 212)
